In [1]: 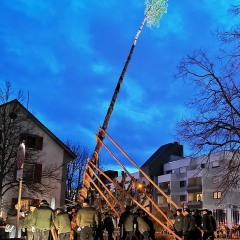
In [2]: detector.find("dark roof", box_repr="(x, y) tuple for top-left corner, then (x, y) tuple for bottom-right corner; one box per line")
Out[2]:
(0, 99), (77, 159)
(141, 143), (170, 167)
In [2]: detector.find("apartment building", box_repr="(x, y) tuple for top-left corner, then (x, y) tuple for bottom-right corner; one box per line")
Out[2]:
(141, 142), (240, 228)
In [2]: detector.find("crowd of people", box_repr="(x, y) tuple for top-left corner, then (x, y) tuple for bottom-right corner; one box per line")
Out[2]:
(2, 199), (157, 240)
(173, 208), (216, 240)
(5, 199), (240, 240)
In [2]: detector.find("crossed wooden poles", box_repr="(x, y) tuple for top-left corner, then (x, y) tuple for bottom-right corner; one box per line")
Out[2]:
(82, 127), (182, 240)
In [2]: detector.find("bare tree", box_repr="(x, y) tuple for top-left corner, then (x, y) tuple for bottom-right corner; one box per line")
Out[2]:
(65, 140), (90, 202)
(0, 81), (63, 211)
(173, 5), (240, 194)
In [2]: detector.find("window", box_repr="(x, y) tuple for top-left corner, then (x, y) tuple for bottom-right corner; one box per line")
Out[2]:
(166, 170), (174, 174)
(212, 161), (220, 168)
(20, 133), (43, 150)
(179, 167), (186, 173)
(213, 191), (221, 199)
(180, 180), (186, 188)
(23, 163), (42, 183)
(180, 195), (187, 201)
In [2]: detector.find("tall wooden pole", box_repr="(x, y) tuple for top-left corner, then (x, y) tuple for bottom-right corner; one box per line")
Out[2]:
(16, 142), (25, 238)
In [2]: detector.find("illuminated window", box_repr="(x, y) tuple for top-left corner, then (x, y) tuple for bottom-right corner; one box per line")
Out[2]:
(213, 191), (221, 199)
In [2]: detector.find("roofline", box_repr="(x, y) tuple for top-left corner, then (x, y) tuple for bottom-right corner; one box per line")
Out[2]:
(1, 99), (77, 159)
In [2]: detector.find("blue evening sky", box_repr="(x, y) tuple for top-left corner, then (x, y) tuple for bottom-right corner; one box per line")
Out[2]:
(0, 0), (236, 173)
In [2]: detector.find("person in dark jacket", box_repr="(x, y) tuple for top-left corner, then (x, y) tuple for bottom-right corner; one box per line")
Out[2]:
(182, 208), (196, 240)
(193, 209), (202, 240)
(32, 199), (55, 240)
(76, 198), (99, 240)
(142, 213), (155, 240)
(55, 208), (71, 240)
(202, 209), (213, 240)
(208, 210), (216, 240)
(102, 212), (114, 240)
(173, 209), (184, 238)
(118, 206), (134, 240)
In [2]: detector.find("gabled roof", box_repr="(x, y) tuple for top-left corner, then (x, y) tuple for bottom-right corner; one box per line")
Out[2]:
(0, 99), (77, 159)
(141, 143), (170, 167)
(141, 142), (183, 168)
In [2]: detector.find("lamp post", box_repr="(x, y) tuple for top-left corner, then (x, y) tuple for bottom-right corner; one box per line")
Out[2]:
(15, 141), (25, 238)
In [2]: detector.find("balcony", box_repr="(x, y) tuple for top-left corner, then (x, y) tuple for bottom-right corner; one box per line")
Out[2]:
(187, 201), (203, 209)
(157, 187), (170, 195)
(186, 185), (202, 193)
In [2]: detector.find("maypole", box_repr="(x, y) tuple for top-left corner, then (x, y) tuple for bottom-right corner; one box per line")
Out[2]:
(79, 0), (168, 201)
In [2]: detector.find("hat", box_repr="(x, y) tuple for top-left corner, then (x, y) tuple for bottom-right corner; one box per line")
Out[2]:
(176, 208), (182, 213)
(183, 208), (190, 213)
(203, 209), (209, 213)
(40, 199), (48, 205)
(67, 207), (72, 212)
(83, 198), (90, 203)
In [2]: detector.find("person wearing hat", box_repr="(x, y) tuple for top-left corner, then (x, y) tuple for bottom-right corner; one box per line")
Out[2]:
(182, 208), (196, 240)
(76, 198), (99, 240)
(173, 209), (184, 238)
(193, 209), (202, 240)
(118, 206), (135, 240)
(202, 209), (213, 240)
(55, 208), (71, 240)
(32, 199), (55, 240)
(22, 204), (36, 240)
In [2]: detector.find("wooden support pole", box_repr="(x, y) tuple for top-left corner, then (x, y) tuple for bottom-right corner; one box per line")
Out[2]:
(94, 136), (173, 226)
(88, 162), (181, 240)
(86, 172), (120, 218)
(99, 127), (179, 210)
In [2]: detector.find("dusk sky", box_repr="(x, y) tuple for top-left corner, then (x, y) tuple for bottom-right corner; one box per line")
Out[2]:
(0, 0), (237, 173)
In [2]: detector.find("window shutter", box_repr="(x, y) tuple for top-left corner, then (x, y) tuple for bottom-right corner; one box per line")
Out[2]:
(34, 163), (42, 183)
(35, 137), (43, 150)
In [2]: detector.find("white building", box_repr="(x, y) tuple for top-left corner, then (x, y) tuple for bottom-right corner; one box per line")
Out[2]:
(141, 142), (240, 228)
(110, 142), (240, 228)
(0, 99), (76, 217)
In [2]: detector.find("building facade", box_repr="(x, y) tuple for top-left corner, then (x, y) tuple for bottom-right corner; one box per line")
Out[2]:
(0, 100), (77, 217)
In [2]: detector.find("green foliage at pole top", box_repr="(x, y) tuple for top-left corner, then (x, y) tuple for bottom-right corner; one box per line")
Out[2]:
(144, 0), (168, 28)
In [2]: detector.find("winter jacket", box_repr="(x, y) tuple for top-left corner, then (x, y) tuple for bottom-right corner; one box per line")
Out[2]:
(119, 210), (134, 232)
(103, 216), (114, 231)
(174, 214), (184, 232)
(210, 216), (216, 231)
(135, 216), (150, 234)
(23, 211), (35, 231)
(76, 204), (98, 229)
(193, 213), (202, 228)
(55, 212), (71, 234)
(183, 214), (196, 233)
(32, 203), (54, 230)
(202, 213), (213, 232)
